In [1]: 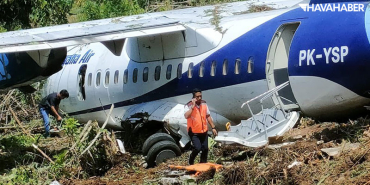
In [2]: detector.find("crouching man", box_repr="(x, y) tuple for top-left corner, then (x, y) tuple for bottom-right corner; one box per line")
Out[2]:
(39, 90), (69, 137)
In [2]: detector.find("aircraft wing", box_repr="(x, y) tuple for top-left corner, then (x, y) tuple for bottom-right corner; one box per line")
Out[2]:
(0, 16), (185, 53)
(0, 16), (185, 92)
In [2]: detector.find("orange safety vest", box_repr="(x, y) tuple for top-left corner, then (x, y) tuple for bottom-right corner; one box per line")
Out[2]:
(186, 100), (208, 134)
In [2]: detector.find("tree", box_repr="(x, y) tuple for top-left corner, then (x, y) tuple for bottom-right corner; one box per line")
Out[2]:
(77, 0), (145, 22)
(0, 0), (73, 32)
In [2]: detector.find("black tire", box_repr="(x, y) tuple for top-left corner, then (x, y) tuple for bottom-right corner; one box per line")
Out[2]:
(142, 133), (175, 156)
(146, 140), (181, 167)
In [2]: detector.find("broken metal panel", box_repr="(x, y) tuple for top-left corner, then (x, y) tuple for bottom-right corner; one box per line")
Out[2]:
(122, 101), (168, 120)
(215, 110), (299, 147)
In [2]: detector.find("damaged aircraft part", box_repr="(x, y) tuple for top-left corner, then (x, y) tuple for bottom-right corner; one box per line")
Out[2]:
(215, 82), (300, 147)
(35, 0), (370, 166)
(142, 133), (176, 156)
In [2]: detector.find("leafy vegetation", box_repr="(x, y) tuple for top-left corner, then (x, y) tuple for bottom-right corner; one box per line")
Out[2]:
(76, 0), (145, 22)
(0, 0), (73, 31)
(0, 0), (248, 31)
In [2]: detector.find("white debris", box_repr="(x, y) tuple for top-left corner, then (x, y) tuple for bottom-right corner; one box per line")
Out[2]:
(50, 181), (61, 185)
(267, 142), (295, 149)
(160, 177), (180, 185)
(179, 175), (197, 182)
(288, 160), (302, 169)
(116, 139), (126, 154)
(321, 143), (360, 157)
(167, 171), (186, 177)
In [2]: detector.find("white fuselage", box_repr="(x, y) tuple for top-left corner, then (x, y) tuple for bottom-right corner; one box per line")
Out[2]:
(44, 0), (370, 131)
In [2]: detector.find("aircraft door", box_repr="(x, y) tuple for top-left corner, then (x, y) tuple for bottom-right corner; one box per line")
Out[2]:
(77, 64), (87, 101)
(266, 23), (300, 110)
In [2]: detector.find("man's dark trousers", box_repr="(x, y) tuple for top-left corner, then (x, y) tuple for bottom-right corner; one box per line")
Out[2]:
(189, 132), (208, 165)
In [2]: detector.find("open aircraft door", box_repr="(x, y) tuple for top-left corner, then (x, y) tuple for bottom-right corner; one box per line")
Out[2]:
(266, 22), (300, 110)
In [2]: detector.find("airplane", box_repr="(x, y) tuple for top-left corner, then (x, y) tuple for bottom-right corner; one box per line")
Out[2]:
(2, 0), (370, 166)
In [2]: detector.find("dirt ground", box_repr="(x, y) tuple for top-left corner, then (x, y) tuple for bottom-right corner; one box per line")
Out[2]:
(2, 116), (370, 185)
(57, 117), (370, 184)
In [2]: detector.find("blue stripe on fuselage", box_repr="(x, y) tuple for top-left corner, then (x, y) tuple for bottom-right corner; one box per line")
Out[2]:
(69, 3), (370, 116)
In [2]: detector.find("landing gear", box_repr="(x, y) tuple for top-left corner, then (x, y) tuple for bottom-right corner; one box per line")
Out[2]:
(121, 117), (183, 167)
(145, 140), (181, 167)
(142, 133), (176, 156)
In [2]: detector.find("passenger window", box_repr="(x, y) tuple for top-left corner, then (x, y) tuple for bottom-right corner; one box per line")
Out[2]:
(222, 59), (228, 75)
(166, 65), (172, 80)
(133, 68), (138, 83)
(123, 69), (128, 84)
(105, 71), (110, 86)
(210, 61), (217, 76)
(248, 57), (254, 74)
(177, 63), (182, 79)
(114, 70), (119, 84)
(188, 63), (193, 78)
(235, 59), (241, 74)
(88, 73), (92, 86)
(199, 62), (205, 77)
(143, 67), (149, 82)
(155, 66), (161, 81)
(96, 72), (101, 86)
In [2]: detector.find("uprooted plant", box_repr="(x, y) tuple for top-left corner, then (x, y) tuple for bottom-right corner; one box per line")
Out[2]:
(0, 116), (127, 184)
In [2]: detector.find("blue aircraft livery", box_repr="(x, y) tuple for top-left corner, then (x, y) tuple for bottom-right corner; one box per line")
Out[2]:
(64, 49), (95, 65)
(0, 54), (11, 81)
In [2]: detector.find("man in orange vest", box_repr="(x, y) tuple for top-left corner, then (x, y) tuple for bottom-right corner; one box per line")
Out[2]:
(184, 88), (218, 165)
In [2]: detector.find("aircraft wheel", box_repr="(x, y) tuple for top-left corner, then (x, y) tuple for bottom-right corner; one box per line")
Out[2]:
(146, 140), (181, 167)
(142, 133), (175, 156)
